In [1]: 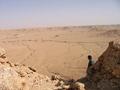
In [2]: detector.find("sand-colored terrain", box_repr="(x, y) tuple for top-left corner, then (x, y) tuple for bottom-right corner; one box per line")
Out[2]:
(0, 25), (120, 80)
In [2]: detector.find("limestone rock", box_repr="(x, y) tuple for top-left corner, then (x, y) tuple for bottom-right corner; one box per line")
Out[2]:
(0, 65), (29, 90)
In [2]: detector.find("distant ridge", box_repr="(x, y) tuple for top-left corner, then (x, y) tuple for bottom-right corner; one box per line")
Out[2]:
(0, 24), (120, 31)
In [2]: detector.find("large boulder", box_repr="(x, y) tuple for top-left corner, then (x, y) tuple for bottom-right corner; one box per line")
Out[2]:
(89, 41), (120, 90)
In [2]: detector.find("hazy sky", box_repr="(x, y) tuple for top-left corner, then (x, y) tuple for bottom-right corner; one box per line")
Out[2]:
(0, 0), (120, 28)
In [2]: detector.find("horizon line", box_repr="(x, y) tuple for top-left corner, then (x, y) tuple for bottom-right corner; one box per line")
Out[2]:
(0, 24), (120, 30)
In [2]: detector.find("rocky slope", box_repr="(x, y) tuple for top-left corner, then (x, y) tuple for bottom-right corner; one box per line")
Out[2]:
(0, 47), (85, 90)
(0, 47), (58, 90)
(87, 40), (120, 90)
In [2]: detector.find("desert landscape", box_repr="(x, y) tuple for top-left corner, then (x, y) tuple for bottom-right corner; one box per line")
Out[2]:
(0, 25), (120, 90)
(0, 25), (120, 80)
(0, 0), (120, 89)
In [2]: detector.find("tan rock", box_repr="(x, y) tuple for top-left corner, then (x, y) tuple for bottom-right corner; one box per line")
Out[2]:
(88, 41), (120, 90)
(74, 82), (85, 90)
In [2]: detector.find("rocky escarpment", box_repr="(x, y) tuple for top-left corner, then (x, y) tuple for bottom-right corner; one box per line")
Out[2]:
(88, 41), (120, 90)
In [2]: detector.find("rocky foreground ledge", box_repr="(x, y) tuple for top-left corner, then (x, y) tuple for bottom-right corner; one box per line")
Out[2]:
(0, 40), (120, 90)
(0, 47), (57, 90)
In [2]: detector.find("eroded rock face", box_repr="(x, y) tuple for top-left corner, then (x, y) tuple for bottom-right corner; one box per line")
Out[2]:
(89, 41), (120, 90)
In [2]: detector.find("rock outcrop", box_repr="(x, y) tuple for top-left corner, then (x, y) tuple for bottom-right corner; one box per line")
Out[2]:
(88, 40), (120, 90)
